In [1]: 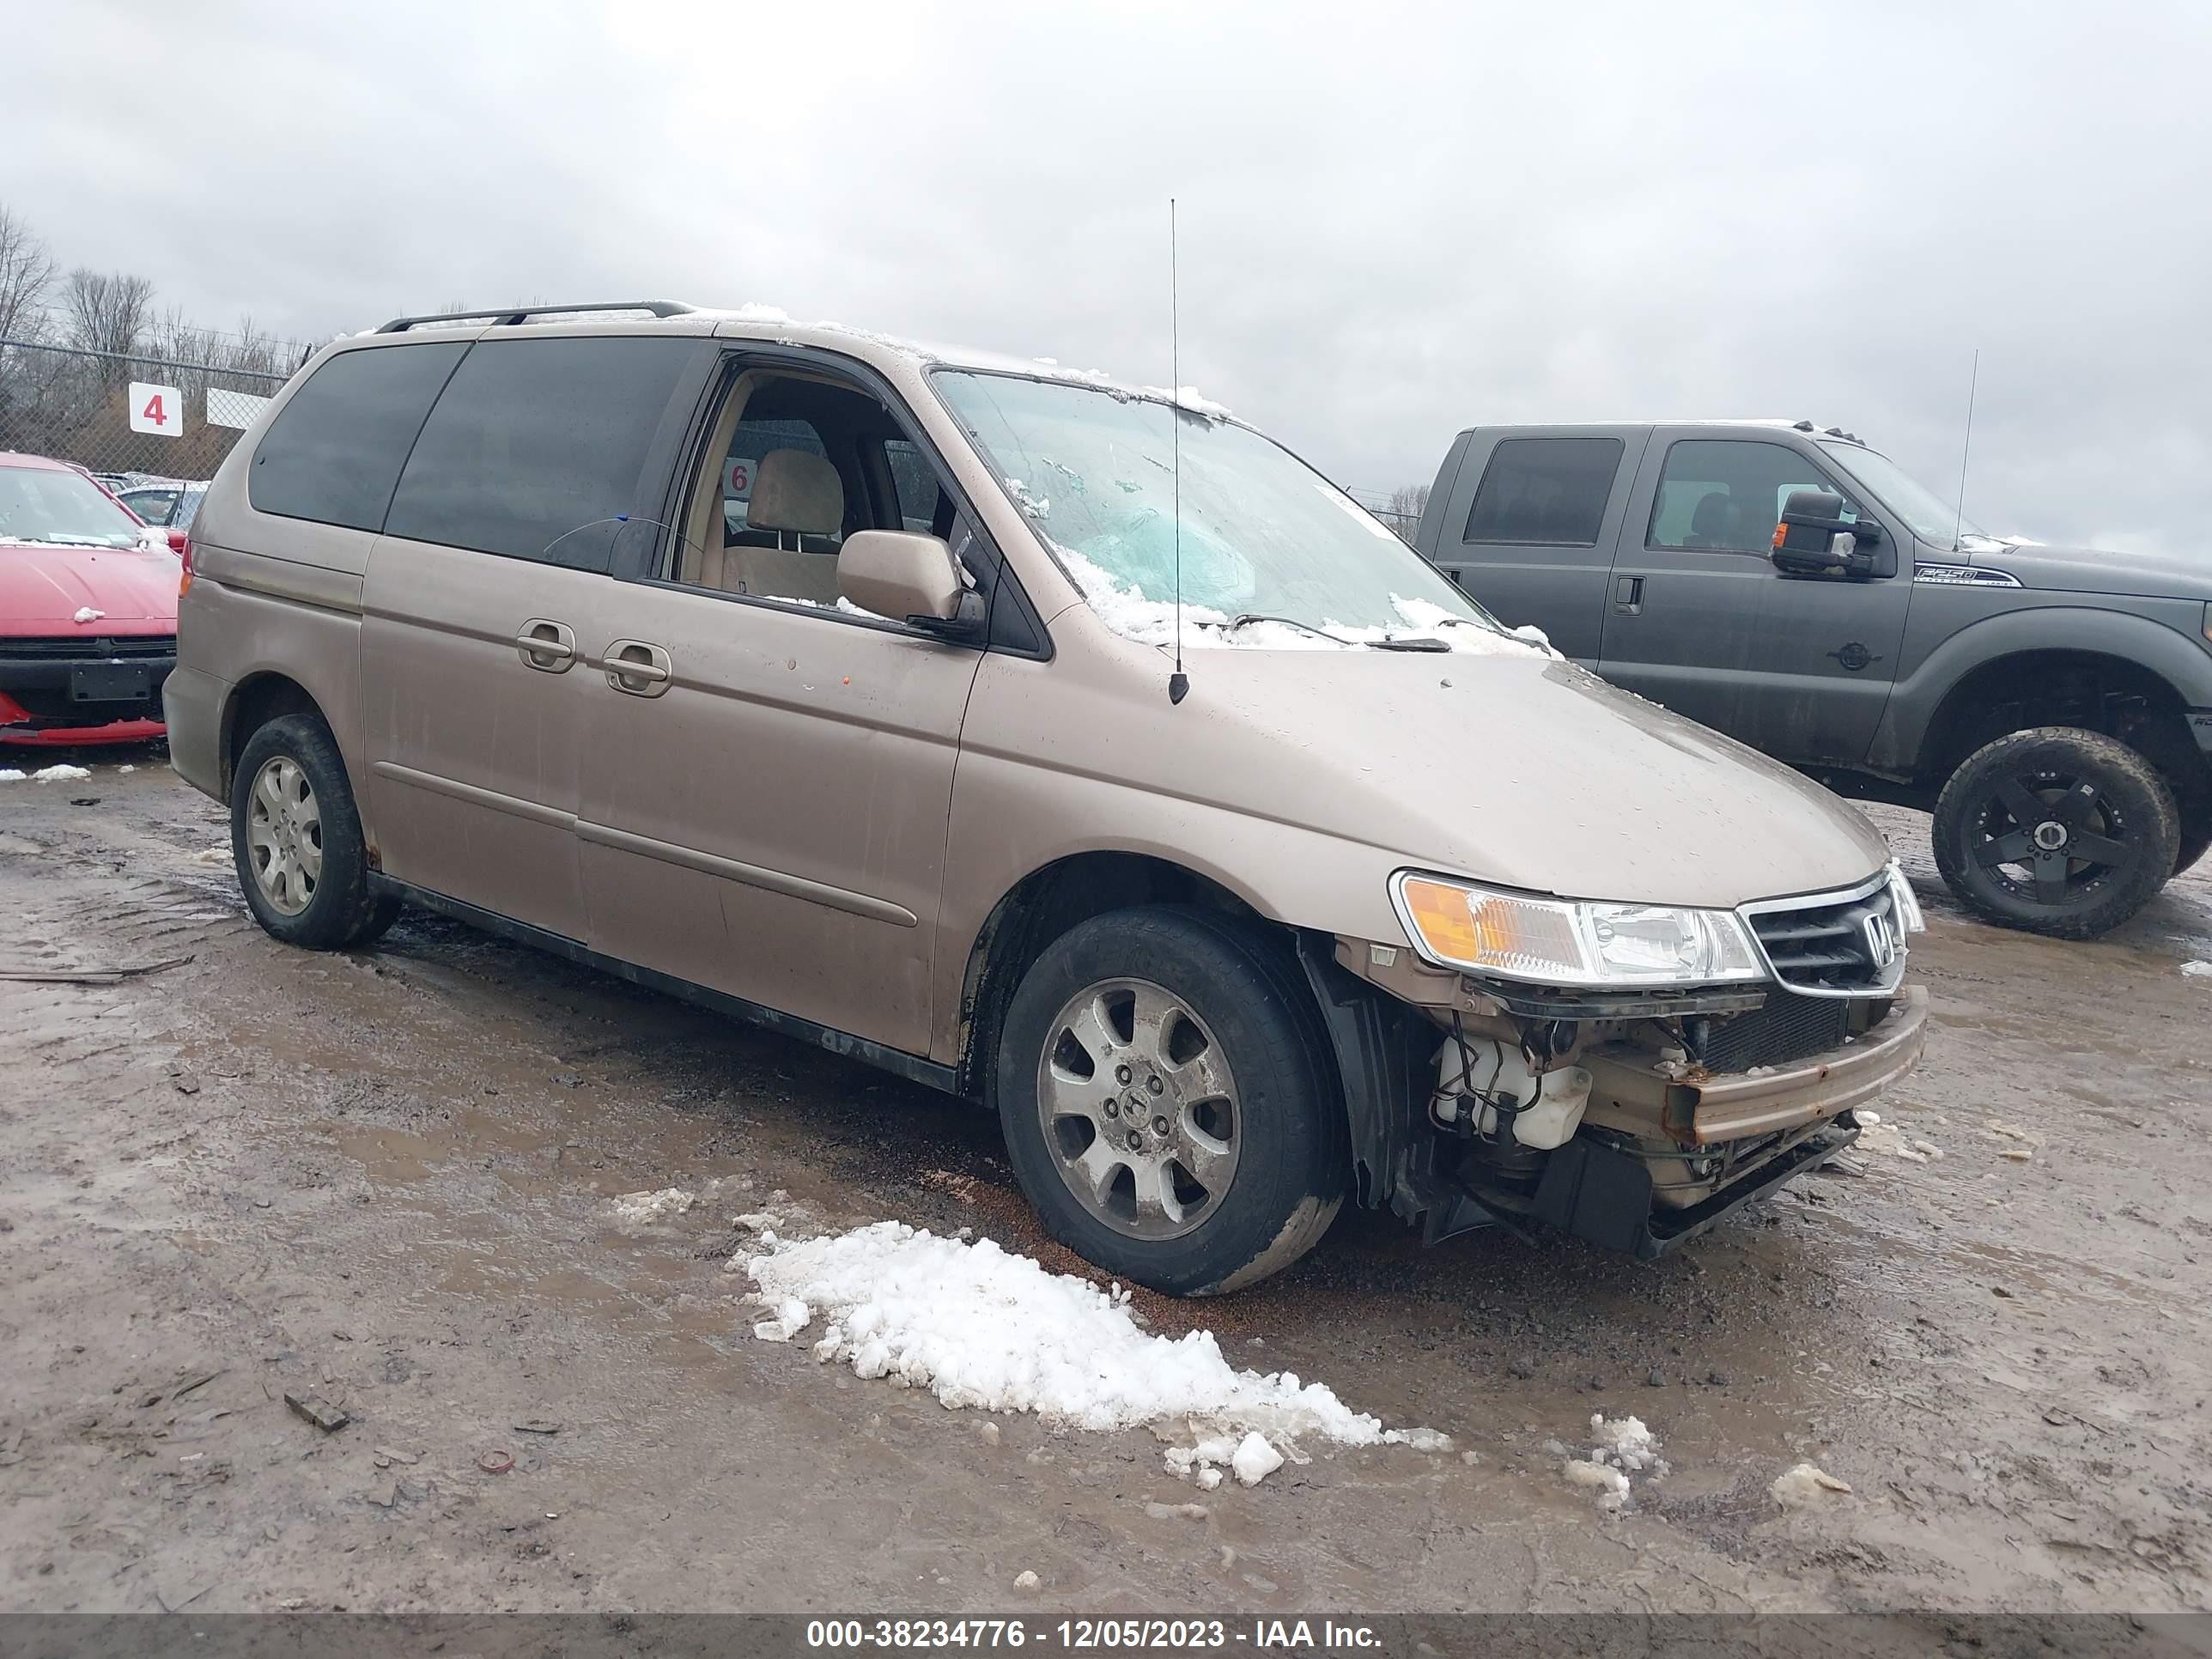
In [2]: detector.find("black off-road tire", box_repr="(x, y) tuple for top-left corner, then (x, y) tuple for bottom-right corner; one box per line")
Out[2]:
(1931, 726), (2179, 940)
(994, 906), (1347, 1296)
(230, 714), (400, 951)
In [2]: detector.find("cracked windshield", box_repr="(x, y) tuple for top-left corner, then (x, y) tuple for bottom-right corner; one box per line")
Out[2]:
(933, 370), (1502, 647)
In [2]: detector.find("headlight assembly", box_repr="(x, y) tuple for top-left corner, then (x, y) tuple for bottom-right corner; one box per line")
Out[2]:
(1391, 872), (1767, 989)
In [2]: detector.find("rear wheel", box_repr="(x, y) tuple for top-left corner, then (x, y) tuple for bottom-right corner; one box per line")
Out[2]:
(994, 907), (1346, 1296)
(231, 714), (399, 950)
(1931, 726), (2179, 939)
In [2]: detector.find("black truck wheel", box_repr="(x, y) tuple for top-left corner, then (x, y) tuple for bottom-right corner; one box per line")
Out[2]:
(994, 906), (1347, 1296)
(1931, 727), (2179, 939)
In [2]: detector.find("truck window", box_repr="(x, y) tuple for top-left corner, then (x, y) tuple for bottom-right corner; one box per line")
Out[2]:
(1462, 436), (1622, 547)
(1648, 438), (1856, 555)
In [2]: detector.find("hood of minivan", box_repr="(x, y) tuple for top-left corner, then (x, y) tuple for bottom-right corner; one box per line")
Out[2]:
(0, 538), (181, 632)
(1976, 540), (2212, 602)
(1173, 648), (1889, 910)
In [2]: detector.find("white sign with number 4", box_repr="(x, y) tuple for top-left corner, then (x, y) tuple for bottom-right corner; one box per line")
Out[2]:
(129, 381), (183, 437)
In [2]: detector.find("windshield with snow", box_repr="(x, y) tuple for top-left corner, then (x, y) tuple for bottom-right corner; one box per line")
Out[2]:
(0, 465), (147, 550)
(933, 371), (1506, 647)
(1820, 442), (1991, 549)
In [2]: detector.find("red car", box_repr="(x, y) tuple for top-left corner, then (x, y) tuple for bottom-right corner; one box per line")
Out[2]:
(1, 451), (180, 747)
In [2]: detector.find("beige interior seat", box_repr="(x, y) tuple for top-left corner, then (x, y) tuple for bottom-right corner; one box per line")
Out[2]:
(727, 449), (843, 605)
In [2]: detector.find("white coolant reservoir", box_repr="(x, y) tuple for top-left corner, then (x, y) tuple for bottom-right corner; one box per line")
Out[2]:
(1433, 1037), (1593, 1151)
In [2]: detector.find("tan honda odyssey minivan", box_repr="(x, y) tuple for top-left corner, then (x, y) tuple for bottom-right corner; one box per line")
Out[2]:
(166, 301), (1927, 1293)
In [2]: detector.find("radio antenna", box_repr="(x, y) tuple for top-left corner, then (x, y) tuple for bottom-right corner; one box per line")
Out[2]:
(1167, 197), (1189, 707)
(1953, 348), (1979, 553)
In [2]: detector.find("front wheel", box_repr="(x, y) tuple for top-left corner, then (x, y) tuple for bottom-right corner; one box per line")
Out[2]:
(1931, 726), (2179, 939)
(994, 907), (1346, 1296)
(230, 713), (399, 950)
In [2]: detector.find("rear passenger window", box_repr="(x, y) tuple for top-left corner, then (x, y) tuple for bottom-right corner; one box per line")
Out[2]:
(384, 337), (696, 569)
(249, 342), (465, 532)
(1462, 436), (1622, 547)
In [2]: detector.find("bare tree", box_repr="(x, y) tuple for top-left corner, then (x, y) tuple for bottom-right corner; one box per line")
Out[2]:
(63, 268), (156, 374)
(1384, 482), (1431, 543)
(0, 204), (57, 343)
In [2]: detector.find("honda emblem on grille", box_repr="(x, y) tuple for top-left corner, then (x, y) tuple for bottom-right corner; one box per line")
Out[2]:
(1863, 909), (1899, 969)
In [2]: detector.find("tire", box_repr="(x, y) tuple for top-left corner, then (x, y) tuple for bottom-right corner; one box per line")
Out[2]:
(230, 713), (400, 950)
(994, 906), (1347, 1296)
(2172, 789), (2212, 878)
(1931, 726), (2179, 939)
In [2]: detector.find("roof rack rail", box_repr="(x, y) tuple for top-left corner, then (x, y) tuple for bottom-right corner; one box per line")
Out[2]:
(375, 300), (696, 334)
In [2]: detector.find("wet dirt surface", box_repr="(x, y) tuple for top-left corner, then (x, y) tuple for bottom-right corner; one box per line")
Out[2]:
(3, 750), (2209, 1613)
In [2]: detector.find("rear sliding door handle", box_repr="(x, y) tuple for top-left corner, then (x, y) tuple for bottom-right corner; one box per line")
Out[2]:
(515, 618), (577, 672)
(1613, 576), (1644, 614)
(602, 639), (673, 697)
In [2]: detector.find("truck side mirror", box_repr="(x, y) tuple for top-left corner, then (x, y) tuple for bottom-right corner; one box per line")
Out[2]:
(1771, 490), (1883, 580)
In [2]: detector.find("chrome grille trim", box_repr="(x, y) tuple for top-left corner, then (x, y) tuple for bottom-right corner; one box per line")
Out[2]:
(1736, 868), (1907, 1000)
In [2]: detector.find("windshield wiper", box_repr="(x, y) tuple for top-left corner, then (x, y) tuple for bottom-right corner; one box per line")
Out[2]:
(1217, 612), (1355, 646)
(1368, 635), (1451, 652)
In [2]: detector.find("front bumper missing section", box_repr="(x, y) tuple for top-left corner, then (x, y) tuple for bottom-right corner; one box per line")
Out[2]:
(1533, 1119), (1861, 1259)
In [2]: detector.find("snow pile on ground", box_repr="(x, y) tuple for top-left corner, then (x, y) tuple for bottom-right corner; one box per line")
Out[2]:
(608, 1188), (698, 1230)
(1559, 1413), (1667, 1512)
(1052, 546), (1544, 659)
(2182, 961), (2212, 979)
(29, 764), (92, 783)
(0, 770), (23, 782)
(740, 1221), (1446, 1486)
(1771, 1462), (1851, 1508)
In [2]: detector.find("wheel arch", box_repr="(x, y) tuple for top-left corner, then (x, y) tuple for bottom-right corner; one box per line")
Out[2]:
(1908, 637), (2209, 800)
(220, 672), (328, 796)
(951, 850), (1294, 1099)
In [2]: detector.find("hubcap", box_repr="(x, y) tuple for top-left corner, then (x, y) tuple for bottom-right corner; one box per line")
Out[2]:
(1972, 769), (2135, 908)
(245, 756), (323, 916)
(1036, 978), (1240, 1241)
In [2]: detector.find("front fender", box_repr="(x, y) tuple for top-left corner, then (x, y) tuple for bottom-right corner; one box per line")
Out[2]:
(1870, 602), (2212, 775)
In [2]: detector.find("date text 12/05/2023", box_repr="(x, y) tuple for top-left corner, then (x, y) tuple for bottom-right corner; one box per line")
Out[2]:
(804, 1619), (1383, 1650)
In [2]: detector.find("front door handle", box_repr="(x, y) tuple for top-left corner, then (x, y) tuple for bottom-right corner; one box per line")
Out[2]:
(515, 618), (577, 672)
(1613, 576), (1644, 614)
(603, 639), (673, 697)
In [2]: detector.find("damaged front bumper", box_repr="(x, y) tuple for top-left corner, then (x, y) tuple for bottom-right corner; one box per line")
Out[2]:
(1533, 986), (1928, 1257)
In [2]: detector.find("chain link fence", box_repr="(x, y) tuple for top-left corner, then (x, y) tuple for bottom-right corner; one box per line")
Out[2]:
(0, 337), (289, 517)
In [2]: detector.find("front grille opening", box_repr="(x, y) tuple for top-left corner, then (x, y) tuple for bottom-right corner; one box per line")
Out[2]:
(1701, 991), (1851, 1071)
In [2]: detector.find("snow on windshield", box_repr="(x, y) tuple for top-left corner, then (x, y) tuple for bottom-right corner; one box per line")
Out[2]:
(935, 371), (1542, 656)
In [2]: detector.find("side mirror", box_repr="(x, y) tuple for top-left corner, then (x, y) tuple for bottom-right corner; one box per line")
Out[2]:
(837, 530), (976, 635)
(165, 528), (190, 555)
(1771, 489), (1882, 580)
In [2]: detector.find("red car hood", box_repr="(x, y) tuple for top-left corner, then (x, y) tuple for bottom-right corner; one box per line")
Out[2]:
(0, 538), (179, 635)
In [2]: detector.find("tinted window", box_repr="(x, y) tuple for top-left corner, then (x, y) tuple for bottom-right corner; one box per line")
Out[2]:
(1462, 436), (1621, 546)
(385, 337), (696, 568)
(250, 342), (465, 532)
(884, 437), (945, 532)
(1648, 439), (1857, 554)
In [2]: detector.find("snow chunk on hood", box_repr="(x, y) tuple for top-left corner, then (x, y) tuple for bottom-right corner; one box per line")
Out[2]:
(744, 1222), (1447, 1458)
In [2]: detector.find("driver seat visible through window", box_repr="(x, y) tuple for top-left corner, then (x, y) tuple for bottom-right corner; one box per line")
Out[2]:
(726, 449), (844, 604)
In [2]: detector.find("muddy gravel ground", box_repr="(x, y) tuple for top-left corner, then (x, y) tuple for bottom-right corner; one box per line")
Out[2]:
(3, 752), (2209, 1616)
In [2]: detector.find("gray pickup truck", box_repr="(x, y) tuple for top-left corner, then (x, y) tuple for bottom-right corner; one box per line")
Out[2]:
(1414, 422), (2212, 939)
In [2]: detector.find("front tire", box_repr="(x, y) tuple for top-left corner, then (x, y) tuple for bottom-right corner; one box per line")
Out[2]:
(231, 714), (399, 950)
(994, 907), (1347, 1296)
(1931, 726), (2179, 939)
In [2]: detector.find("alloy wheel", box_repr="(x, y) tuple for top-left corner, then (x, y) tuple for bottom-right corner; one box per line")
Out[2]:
(1035, 977), (1241, 1241)
(245, 755), (323, 916)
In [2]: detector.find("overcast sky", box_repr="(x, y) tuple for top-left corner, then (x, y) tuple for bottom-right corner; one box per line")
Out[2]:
(12, 0), (2209, 550)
